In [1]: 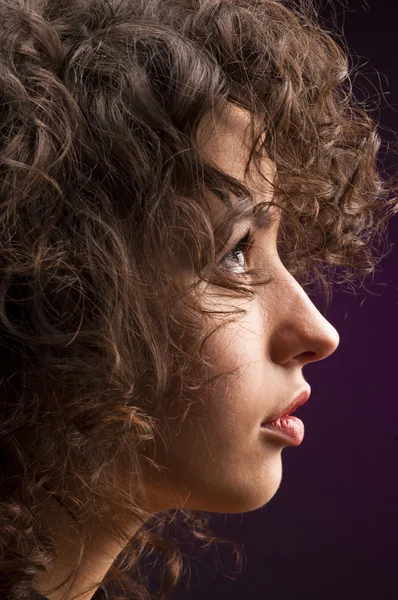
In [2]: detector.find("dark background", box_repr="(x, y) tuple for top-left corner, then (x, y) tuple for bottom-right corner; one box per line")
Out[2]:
(156, 2), (398, 598)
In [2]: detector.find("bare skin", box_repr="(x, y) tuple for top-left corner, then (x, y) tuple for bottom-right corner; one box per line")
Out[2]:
(33, 104), (339, 599)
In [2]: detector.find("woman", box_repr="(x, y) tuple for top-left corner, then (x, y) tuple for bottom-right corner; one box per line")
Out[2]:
(0, 1), (396, 599)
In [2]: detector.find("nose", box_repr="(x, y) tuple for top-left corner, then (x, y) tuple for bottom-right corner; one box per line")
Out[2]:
(269, 276), (340, 367)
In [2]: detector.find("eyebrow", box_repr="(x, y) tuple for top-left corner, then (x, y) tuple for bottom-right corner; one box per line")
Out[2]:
(211, 199), (278, 255)
(230, 202), (275, 231)
(208, 202), (278, 263)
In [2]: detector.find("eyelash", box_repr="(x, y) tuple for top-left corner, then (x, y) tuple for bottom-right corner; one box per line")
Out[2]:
(219, 228), (255, 275)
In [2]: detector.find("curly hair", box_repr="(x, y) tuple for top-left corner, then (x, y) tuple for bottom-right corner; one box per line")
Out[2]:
(0, 0), (396, 599)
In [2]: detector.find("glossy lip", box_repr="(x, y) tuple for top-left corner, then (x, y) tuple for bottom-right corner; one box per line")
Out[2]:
(261, 384), (311, 426)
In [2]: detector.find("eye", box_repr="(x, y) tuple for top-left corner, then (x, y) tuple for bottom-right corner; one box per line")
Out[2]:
(218, 228), (255, 275)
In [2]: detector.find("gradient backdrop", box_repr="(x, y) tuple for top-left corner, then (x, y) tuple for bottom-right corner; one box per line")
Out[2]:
(142, 2), (398, 599)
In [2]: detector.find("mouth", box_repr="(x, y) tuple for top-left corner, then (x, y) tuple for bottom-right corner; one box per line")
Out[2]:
(261, 386), (311, 426)
(260, 413), (306, 446)
(259, 386), (311, 446)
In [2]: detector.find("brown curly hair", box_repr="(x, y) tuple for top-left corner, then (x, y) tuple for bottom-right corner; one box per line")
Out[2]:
(0, 0), (396, 599)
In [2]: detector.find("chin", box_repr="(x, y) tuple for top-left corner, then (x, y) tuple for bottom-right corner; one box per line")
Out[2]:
(201, 486), (282, 514)
(183, 471), (283, 514)
(231, 458), (284, 513)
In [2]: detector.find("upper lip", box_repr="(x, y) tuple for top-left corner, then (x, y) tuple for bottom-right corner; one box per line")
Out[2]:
(261, 384), (311, 425)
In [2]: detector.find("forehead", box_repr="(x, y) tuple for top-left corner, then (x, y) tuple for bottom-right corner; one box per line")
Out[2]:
(196, 102), (277, 223)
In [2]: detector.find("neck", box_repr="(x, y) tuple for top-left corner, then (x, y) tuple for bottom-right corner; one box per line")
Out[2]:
(32, 488), (135, 600)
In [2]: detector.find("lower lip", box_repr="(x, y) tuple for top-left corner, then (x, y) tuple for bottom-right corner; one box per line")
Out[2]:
(260, 415), (304, 446)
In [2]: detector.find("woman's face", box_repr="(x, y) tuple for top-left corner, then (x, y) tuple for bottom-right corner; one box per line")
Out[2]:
(140, 105), (340, 515)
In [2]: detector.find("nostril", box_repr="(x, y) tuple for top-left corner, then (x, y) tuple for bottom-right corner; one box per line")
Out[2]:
(295, 350), (317, 364)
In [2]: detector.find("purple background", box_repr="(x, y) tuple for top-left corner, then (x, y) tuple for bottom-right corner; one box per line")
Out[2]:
(146, 3), (398, 599)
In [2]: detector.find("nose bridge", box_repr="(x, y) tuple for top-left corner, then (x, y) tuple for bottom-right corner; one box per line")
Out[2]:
(269, 275), (340, 366)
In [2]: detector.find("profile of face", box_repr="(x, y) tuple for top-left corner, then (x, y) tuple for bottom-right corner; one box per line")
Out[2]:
(30, 104), (341, 600)
(140, 105), (340, 516)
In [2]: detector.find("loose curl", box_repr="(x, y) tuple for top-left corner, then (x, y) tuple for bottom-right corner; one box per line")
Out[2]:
(0, 0), (396, 599)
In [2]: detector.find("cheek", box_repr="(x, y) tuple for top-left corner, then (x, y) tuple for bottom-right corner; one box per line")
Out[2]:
(180, 304), (270, 433)
(139, 304), (281, 512)
(202, 302), (267, 370)
(154, 309), (268, 460)
(204, 307), (269, 407)
(142, 370), (284, 514)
